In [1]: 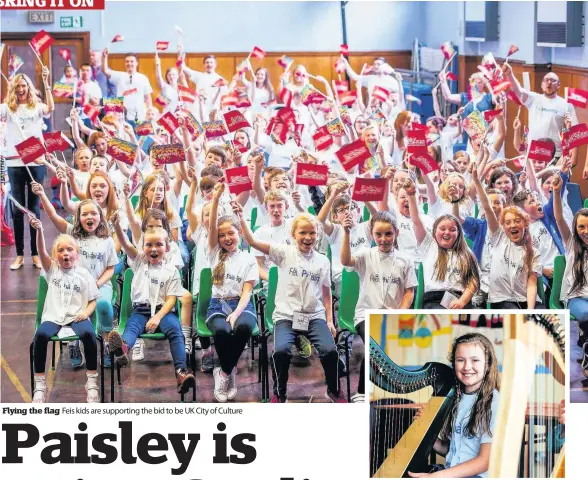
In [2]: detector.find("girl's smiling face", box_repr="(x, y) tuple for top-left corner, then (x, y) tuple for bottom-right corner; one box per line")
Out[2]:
(577, 215), (588, 246)
(493, 174), (514, 198)
(372, 221), (396, 253)
(434, 219), (459, 249)
(503, 211), (526, 243)
(293, 219), (317, 254)
(79, 203), (101, 234)
(218, 221), (240, 252)
(455, 343), (487, 393)
(89, 177), (110, 206)
(392, 171), (409, 196)
(446, 176), (465, 202)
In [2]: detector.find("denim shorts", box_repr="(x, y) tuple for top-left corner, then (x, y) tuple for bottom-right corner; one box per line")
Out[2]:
(206, 297), (255, 323)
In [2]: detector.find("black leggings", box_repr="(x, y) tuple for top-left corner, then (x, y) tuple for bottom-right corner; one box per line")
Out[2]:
(357, 321), (365, 395)
(208, 314), (256, 375)
(490, 301), (545, 309)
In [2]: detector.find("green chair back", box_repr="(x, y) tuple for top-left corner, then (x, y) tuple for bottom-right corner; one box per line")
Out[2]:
(466, 237), (473, 249)
(584, 198), (588, 209)
(35, 276), (49, 330)
(538, 275), (546, 306)
(363, 206), (371, 222)
(265, 266), (278, 334)
(307, 206), (316, 216)
(474, 203), (479, 219)
(423, 202), (428, 215)
(196, 268), (213, 337)
(549, 255), (566, 310)
(131, 196), (139, 209)
(250, 207), (258, 231)
(338, 270), (359, 334)
(414, 263), (424, 309)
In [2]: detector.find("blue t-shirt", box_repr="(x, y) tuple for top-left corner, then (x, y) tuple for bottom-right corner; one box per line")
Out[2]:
(445, 389), (499, 478)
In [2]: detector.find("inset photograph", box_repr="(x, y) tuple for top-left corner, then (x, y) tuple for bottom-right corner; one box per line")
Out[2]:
(369, 312), (565, 478)
(570, 319), (588, 403)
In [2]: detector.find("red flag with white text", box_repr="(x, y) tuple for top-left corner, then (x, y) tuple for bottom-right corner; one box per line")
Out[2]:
(352, 177), (386, 202)
(296, 163), (329, 186)
(15, 136), (46, 165)
(225, 166), (252, 195)
(565, 88), (588, 109)
(335, 139), (371, 172)
(528, 140), (554, 162)
(30, 30), (54, 55)
(312, 126), (333, 151)
(223, 110), (251, 133)
(157, 112), (180, 135)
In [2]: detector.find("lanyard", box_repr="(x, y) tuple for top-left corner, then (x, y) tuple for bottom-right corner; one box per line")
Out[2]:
(59, 271), (77, 320)
(147, 262), (163, 317)
(378, 251), (396, 305)
(295, 249), (313, 313)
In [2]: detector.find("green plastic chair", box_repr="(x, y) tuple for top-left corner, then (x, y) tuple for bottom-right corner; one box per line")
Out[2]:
(131, 196), (139, 209)
(250, 207), (258, 231)
(307, 206), (316, 216)
(423, 202), (428, 215)
(584, 198), (588, 209)
(260, 266), (278, 401)
(549, 255), (575, 319)
(414, 263), (424, 309)
(363, 206), (371, 222)
(466, 237), (473, 249)
(474, 203), (480, 219)
(29, 276), (105, 402)
(538, 275), (546, 306)
(113, 268), (193, 402)
(336, 269), (359, 402)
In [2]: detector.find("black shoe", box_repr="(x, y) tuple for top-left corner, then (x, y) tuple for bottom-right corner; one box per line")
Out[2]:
(176, 368), (196, 394)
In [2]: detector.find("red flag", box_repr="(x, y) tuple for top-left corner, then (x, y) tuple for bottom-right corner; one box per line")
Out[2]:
(511, 155), (525, 169)
(507, 90), (523, 106)
(15, 136), (46, 165)
(406, 129), (428, 154)
(507, 44), (519, 57)
(184, 113), (203, 140)
(528, 140), (554, 162)
(334, 80), (349, 93)
(410, 122), (428, 132)
(296, 163), (329, 186)
(338, 90), (358, 107)
(446, 72), (458, 82)
(408, 152), (440, 174)
(213, 77), (228, 88)
(58, 48), (71, 62)
(312, 126), (334, 151)
(490, 78), (512, 95)
(269, 121), (288, 145)
(135, 122), (155, 137)
(250, 46), (266, 60)
(203, 121), (228, 139)
(483, 108), (503, 123)
(155, 95), (170, 108)
(440, 41), (454, 61)
(83, 104), (101, 125)
(276, 107), (296, 125)
(372, 86), (390, 102)
(30, 30), (54, 55)
(42, 132), (72, 153)
(221, 93), (239, 108)
(335, 139), (371, 172)
(277, 55), (294, 70)
(156, 41), (169, 51)
(224, 110), (251, 132)
(565, 87), (588, 109)
(235, 95), (252, 108)
(177, 85), (197, 104)
(280, 88), (293, 108)
(477, 65), (494, 81)
(352, 177), (386, 202)
(334, 58), (346, 74)
(157, 111), (180, 135)
(340, 44), (349, 56)
(107, 138), (137, 166)
(151, 144), (185, 165)
(225, 166), (252, 195)
(563, 123), (588, 150)
(111, 34), (124, 43)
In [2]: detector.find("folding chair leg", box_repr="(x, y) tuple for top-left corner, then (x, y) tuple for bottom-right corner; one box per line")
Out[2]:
(116, 362), (121, 385)
(344, 334), (352, 403)
(98, 336), (105, 403)
(110, 353), (115, 403)
(29, 341), (35, 396)
(51, 342), (56, 371)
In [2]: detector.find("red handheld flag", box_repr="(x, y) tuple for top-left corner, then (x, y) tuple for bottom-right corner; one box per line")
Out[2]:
(155, 95), (170, 108)
(111, 34), (124, 43)
(352, 177), (387, 202)
(151, 144), (185, 165)
(225, 166), (252, 195)
(250, 46), (266, 60)
(177, 85), (197, 104)
(107, 138), (138, 166)
(338, 90), (358, 107)
(334, 58), (346, 74)
(335, 139), (371, 172)
(563, 123), (588, 150)
(446, 72), (458, 82)
(83, 104), (101, 125)
(58, 48), (71, 62)
(372, 86), (390, 102)
(440, 41), (454, 61)
(203, 121), (228, 139)
(296, 163), (329, 186)
(340, 44), (349, 56)
(280, 88), (293, 108)
(409, 153), (440, 175)
(15, 136), (46, 165)
(135, 122), (155, 137)
(213, 77), (228, 88)
(483, 109), (503, 123)
(221, 93), (239, 108)
(43, 132), (66, 153)
(156, 41), (169, 51)
(224, 110), (251, 133)
(507, 44), (519, 58)
(507, 90), (523, 106)
(410, 122), (428, 132)
(565, 87), (588, 109)
(312, 126), (334, 151)
(528, 140), (554, 162)
(30, 30), (54, 55)
(334, 80), (349, 93)
(511, 155), (525, 169)
(406, 129), (428, 154)
(276, 107), (296, 126)
(157, 111), (180, 135)
(490, 78), (512, 95)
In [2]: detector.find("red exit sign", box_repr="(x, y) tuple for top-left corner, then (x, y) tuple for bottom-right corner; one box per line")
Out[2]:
(0, 0), (105, 9)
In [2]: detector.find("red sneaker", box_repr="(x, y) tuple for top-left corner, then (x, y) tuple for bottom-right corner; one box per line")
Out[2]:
(326, 390), (347, 403)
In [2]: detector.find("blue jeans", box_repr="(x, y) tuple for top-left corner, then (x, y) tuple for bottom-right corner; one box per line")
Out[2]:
(206, 298), (256, 375)
(96, 284), (114, 333)
(122, 305), (186, 369)
(272, 317), (339, 399)
(7, 165), (47, 256)
(569, 297), (588, 321)
(34, 320), (97, 373)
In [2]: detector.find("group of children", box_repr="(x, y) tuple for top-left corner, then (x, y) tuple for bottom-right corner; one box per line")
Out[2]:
(13, 46), (587, 405)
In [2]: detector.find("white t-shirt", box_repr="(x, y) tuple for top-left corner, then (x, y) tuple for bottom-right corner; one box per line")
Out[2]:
(268, 244), (331, 322)
(41, 262), (99, 326)
(206, 244), (259, 299)
(134, 232), (184, 269)
(524, 92), (578, 155)
(478, 226), (494, 294)
(488, 228), (542, 304)
(129, 253), (184, 307)
(327, 222), (371, 279)
(74, 171), (91, 193)
(351, 248), (417, 325)
(161, 83), (180, 115)
(183, 67), (227, 115)
(78, 80), (103, 106)
(396, 212), (433, 265)
(0, 103), (46, 167)
(358, 74), (400, 95)
(109, 70), (153, 122)
(530, 221), (558, 270)
(429, 197), (474, 221)
(561, 236), (588, 302)
(252, 219), (293, 271)
(191, 226), (209, 294)
(445, 389), (499, 478)
(418, 233), (475, 294)
(65, 226), (118, 281)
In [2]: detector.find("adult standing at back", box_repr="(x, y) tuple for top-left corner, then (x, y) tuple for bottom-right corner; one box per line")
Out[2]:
(503, 64), (579, 167)
(90, 50), (115, 98)
(342, 56), (402, 104)
(102, 50), (153, 125)
(181, 54), (227, 118)
(0, 69), (54, 270)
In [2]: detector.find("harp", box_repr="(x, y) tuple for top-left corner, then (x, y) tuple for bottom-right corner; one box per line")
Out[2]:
(369, 338), (456, 478)
(489, 313), (566, 478)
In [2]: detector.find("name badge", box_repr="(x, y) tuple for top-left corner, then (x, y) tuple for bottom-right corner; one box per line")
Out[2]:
(292, 311), (310, 332)
(221, 299), (233, 316)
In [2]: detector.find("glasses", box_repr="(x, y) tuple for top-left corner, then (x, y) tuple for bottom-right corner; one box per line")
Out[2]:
(335, 203), (358, 215)
(294, 72), (305, 77)
(542, 78), (558, 84)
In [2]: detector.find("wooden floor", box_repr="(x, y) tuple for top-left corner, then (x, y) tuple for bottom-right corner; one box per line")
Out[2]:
(1, 200), (363, 403)
(570, 320), (588, 403)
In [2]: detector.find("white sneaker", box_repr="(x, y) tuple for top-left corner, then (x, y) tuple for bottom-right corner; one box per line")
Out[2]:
(227, 368), (237, 401)
(32, 376), (47, 403)
(132, 339), (145, 361)
(213, 367), (229, 403)
(85, 373), (100, 403)
(351, 393), (365, 403)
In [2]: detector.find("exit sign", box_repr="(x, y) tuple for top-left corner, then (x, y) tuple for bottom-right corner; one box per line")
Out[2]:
(60, 16), (83, 28)
(28, 11), (54, 24)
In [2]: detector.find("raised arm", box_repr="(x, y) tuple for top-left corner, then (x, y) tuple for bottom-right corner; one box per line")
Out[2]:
(31, 181), (70, 233)
(251, 152), (266, 203)
(29, 217), (52, 272)
(41, 66), (54, 114)
(70, 108), (86, 149)
(154, 54), (166, 90)
(236, 204), (271, 255)
(102, 48), (112, 78)
(472, 167), (499, 234)
(404, 178), (427, 245)
(513, 117), (522, 153)
(438, 71), (462, 105)
(207, 182), (224, 252)
(432, 85), (442, 117)
(185, 168), (199, 237)
(110, 211), (138, 261)
(502, 63), (528, 104)
(551, 173), (571, 244)
(340, 213), (356, 268)
(317, 182), (347, 236)
(491, 111), (506, 154)
(57, 169), (78, 215)
(122, 182), (142, 243)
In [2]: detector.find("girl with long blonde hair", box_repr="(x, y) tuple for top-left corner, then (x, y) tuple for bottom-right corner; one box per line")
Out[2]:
(1, 69), (54, 270)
